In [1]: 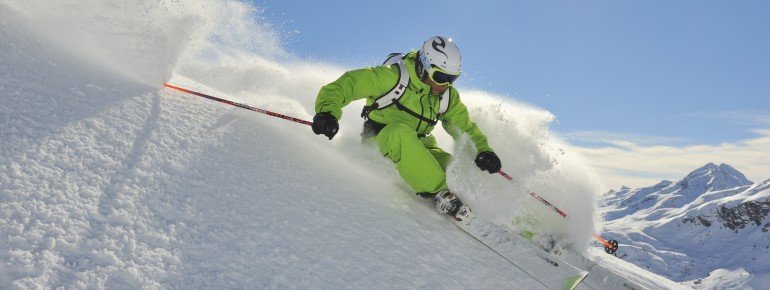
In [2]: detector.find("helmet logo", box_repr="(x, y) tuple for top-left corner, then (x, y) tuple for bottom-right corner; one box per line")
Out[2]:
(432, 37), (448, 58)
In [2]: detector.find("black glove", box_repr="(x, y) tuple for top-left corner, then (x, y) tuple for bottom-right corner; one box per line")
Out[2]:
(312, 112), (339, 140)
(475, 151), (501, 174)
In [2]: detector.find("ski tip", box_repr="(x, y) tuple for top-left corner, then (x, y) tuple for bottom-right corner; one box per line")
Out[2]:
(563, 271), (589, 290)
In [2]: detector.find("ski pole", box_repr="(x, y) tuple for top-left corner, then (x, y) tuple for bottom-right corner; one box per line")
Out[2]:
(163, 83), (313, 126)
(498, 170), (568, 217)
(165, 82), (620, 254)
(594, 234), (619, 255)
(498, 169), (620, 254)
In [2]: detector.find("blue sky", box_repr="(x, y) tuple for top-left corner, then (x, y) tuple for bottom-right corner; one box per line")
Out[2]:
(258, 0), (769, 145)
(254, 0), (770, 187)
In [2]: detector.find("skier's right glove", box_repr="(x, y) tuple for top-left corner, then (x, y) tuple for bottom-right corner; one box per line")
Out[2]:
(312, 112), (339, 140)
(475, 151), (502, 174)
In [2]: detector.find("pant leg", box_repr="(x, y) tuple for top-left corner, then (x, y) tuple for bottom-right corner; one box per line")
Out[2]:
(376, 123), (447, 194)
(421, 135), (453, 171)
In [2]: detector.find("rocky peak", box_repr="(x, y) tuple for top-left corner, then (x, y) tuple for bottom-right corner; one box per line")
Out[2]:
(678, 163), (753, 192)
(653, 180), (673, 190)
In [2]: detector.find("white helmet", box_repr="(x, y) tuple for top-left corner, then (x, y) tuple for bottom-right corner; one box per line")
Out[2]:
(417, 36), (461, 85)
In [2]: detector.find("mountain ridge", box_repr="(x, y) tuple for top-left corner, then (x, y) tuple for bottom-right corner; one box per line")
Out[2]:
(598, 162), (770, 288)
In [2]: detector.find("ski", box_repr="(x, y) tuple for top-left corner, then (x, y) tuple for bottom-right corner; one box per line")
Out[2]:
(453, 207), (588, 290)
(557, 250), (648, 290)
(513, 223), (647, 290)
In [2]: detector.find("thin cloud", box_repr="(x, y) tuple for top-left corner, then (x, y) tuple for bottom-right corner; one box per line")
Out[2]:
(684, 110), (770, 126)
(562, 131), (691, 147)
(572, 129), (770, 191)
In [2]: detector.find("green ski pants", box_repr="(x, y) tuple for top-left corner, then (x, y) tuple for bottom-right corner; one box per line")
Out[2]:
(375, 123), (452, 194)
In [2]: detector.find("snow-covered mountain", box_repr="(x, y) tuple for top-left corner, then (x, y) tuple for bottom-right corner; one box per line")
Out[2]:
(599, 163), (770, 288)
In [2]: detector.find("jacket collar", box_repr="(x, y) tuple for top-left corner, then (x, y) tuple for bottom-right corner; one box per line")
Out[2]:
(404, 51), (430, 93)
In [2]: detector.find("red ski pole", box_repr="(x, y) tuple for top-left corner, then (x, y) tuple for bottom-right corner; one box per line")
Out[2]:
(498, 170), (567, 217)
(498, 170), (619, 254)
(163, 83), (313, 126)
(164, 82), (620, 254)
(594, 234), (619, 255)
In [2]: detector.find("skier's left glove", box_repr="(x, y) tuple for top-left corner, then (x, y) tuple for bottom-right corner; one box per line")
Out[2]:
(475, 151), (501, 174)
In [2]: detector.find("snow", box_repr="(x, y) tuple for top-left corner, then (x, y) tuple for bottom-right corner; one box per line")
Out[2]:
(599, 163), (770, 289)
(579, 247), (690, 290)
(1, 0), (678, 289)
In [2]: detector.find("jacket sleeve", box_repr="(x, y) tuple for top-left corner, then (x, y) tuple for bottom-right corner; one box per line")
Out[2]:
(315, 65), (398, 120)
(440, 89), (494, 153)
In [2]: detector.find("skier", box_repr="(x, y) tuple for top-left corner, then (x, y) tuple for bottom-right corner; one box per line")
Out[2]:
(311, 36), (501, 216)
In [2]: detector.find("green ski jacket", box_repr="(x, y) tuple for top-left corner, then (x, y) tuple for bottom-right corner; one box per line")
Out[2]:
(315, 51), (493, 153)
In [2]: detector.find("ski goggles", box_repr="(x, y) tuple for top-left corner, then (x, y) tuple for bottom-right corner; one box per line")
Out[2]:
(419, 54), (460, 85)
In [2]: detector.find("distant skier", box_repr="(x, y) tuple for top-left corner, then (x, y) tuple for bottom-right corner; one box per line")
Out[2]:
(311, 36), (501, 216)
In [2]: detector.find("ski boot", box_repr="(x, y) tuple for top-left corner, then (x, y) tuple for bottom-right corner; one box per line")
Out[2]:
(454, 204), (472, 222)
(430, 189), (463, 216)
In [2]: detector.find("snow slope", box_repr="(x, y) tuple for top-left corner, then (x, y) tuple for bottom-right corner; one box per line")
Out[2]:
(599, 163), (770, 289)
(2, 1), (678, 288)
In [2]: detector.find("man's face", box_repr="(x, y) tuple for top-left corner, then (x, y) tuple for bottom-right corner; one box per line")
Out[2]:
(424, 75), (449, 94)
